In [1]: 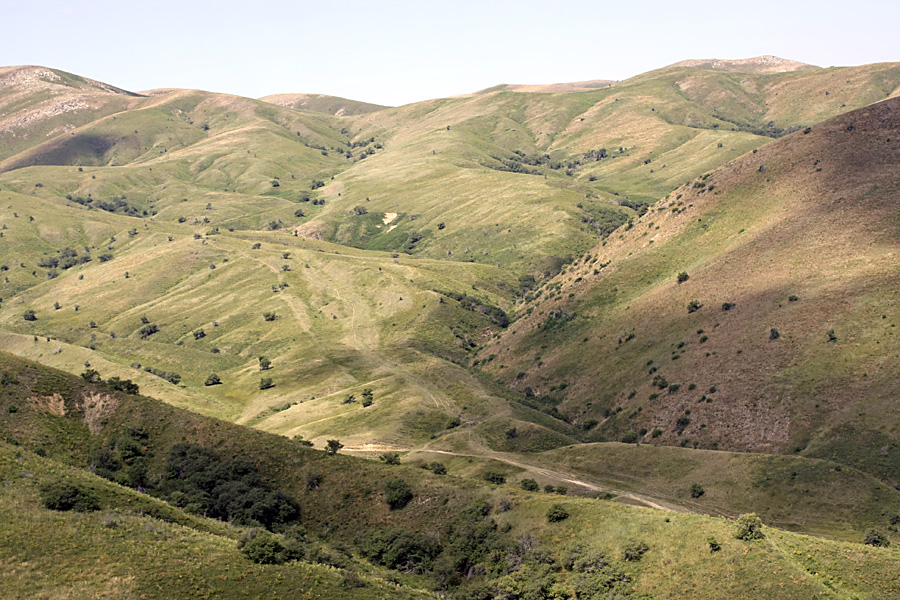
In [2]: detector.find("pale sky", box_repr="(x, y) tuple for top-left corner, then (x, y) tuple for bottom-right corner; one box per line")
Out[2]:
(3, 0), (897, 106)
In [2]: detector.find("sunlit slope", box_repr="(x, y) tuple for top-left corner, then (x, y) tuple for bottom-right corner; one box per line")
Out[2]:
(482, 97), (900, 482)
(0, 188), (545, 449)
(288, 62), (900, 270)
(3, 62), (898, 273)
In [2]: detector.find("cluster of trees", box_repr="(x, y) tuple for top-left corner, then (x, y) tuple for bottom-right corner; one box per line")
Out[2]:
(38, 247), (92, 271)
(66, 194), (145, 217)
(436, 290), (509, 328)
(81, 369), (140, 394)
(159, 442), (300, 530)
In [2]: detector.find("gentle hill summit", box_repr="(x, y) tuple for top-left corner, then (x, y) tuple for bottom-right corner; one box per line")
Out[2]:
(482, 97), (900, 483)
(669, 55), (820, 73)
(476, 79), (616, 94)
(260, 92), (388, 116)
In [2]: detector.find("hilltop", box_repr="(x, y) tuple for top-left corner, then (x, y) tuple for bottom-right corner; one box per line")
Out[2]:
(260, 92), (388, 116)
(668, 55), (820, 73)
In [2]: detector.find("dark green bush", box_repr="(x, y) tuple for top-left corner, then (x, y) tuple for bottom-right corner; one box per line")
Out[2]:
(520, 478), (539, 492)
(239, 529), (298, 564)
(379, 452), (401, 465)
(734, 513), (764, 540)
(483, 471), (506, 485)
(384, 479), (413, 509)
(546, 504), (569, 522)
(622, 540), (649, 561)
(864, 530), (890, 547)
(361, 527), (440, 572)
(40, 480), (101, 512)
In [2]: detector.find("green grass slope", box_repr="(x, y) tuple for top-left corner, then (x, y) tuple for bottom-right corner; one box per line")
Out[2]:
(3, 351), (900, 599)
(482, 96), (900, 483)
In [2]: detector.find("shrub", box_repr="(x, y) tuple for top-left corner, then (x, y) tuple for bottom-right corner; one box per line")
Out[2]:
(23, 310), (36, 321)
(546, 504), (569, 522)
(139, 324), (159, 339)
(81, 369), (102, 384)
(734, 513), (764, 540)
(379, 452), (401, 465)
(325, 439), (344, 455)
(106, 377), (140, 395)
(521, 478), (540, 492)
(40, 480), (100, 512)
(262, 311), (277, 321)
(677, 271), (689, 284)
(769, 328), (780, 341)
(690, 483), (705, 498)
(483, 471), (506, 485)
(384, 479), (413, 509)
(430, 462), (447, 475)
(721, 302), (736, 311)
(259, 357), (272, 370)
(239, 529), (290, 564)
(622, 540), (649, 561)
(864, 530), (890, 547)
(204, 373), (221, 386)
(621, 431), (638, 443)
(707, 536), (721, 552)
(259, 377), (274, 390)
(292, 435), (314, 447)
(827, 329), (838, 343)
(687, 300), (702, 313)
(361, 527), (440, 572)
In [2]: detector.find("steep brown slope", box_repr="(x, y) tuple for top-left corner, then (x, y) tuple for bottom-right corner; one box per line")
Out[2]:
(481, 97), (900, 482)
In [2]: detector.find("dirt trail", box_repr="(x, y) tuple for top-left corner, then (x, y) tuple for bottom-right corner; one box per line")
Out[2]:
(424, 448), (675, 511)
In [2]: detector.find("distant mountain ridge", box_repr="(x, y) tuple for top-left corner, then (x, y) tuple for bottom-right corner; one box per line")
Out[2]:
(668, 55), (820, 73)
(259, 92), (388, 116)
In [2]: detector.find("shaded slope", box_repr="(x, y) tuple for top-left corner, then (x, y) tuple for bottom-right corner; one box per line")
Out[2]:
(482, 97), (900, 482)
(2, 351), (900, 599)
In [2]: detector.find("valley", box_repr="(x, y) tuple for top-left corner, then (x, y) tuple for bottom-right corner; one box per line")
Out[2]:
(1, 56), (899, 598)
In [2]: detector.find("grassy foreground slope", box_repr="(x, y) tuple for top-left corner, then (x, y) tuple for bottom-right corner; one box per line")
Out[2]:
(483, 96), (900, 481)
(2, 352), (900, 599)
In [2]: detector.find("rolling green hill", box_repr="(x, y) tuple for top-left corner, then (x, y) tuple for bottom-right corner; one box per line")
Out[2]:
(2, 58), (900, 580)
(2, 352), (899, 599)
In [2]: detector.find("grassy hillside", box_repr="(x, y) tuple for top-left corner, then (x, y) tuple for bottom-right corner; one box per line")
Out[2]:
(482, 96), (900, 482)
(2, 351), (900, 599)
(2, 61), (900, 574)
